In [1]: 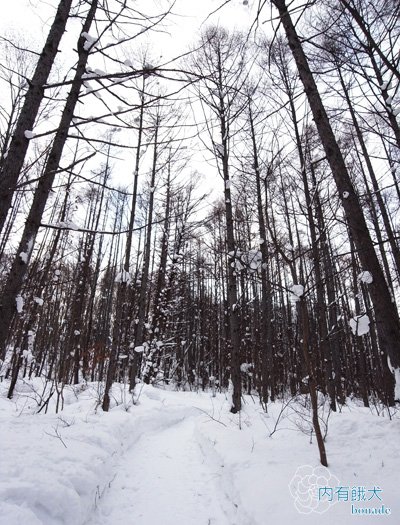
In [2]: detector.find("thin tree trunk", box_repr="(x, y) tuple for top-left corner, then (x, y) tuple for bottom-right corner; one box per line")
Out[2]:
(129, 119), (159, 392)
(102, 98), (145, 410)
(299, 295), (328, 466)
(248, 100), (273, 404)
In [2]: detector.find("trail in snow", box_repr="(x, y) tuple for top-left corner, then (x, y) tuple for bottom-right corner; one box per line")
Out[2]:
(86, 403), (252, 525)
(1, 381), (399, 525)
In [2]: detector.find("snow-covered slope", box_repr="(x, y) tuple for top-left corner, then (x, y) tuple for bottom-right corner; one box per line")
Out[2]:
(0, 380), (399, 524)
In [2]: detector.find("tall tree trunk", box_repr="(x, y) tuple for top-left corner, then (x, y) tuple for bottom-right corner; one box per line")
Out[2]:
(222, 125), (242, 413)
(280, 67), (336, 409)
(272, 0), (400, 376)
(299, 295), (328, 466)
(0, 0), (98, 360)
(129, 119), (159, 392)
(102, 95), (145, 411)
(336, 63), (400, 279)
(0, 0), (74, 235)
(248, 99), (273, 404)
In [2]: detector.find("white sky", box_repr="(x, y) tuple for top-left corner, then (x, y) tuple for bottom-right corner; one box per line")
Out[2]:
(0, 0), (258, 50)
(0, 0), (269, 234)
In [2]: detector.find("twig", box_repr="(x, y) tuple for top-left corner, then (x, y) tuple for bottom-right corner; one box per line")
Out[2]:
(195, 406), (227, 427)
(45, 425), (67, 448)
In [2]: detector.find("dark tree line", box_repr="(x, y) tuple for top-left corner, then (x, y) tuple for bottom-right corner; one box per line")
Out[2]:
(0, 0), (399, 464)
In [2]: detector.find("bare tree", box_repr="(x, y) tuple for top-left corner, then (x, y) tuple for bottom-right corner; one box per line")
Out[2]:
(270, 0), (400, 379)
(189, 27), (250, 412)
(0, 0), (74, 235)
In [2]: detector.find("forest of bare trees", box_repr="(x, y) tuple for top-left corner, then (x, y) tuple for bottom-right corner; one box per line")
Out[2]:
(0, 0), (399, 458)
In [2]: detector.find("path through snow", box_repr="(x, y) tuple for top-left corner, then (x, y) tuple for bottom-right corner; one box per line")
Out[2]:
(86, 396), (253, 525)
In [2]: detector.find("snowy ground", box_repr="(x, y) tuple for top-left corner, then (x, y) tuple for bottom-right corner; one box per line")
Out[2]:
(0, 379), (399, 525)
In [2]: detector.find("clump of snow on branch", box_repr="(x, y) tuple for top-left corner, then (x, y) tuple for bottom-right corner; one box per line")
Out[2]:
(82, 71), (96, 80)
(17, 240), (32, 266)
(84, 81), (94, 93)
(16, 295), (24, 313)
(349, 314), (370, 336)
(81, 32), (98, 52)
(358, 271), (373, 284)
(24, 130), (36, 139)
(290, 284), (304, 302)
(240, 363), (253, 375)
(19, 251), (28, 264)
(229, 249), (262, 274)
